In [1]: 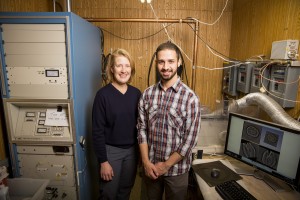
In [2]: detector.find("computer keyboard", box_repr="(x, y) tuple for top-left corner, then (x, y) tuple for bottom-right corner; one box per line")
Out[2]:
(215, 180), (257, 200)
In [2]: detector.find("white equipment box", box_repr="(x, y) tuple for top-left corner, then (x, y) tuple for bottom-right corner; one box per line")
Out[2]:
(270, 40), (299, 60)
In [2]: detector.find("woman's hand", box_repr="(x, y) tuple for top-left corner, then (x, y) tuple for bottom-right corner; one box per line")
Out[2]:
(100, 161), (114, 181)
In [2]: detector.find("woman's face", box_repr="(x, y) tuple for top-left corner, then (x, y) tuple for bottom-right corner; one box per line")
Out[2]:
(111, 56), (132, 85)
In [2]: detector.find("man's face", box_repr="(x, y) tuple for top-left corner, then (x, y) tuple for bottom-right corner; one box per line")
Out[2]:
(156, 49), (179, 82)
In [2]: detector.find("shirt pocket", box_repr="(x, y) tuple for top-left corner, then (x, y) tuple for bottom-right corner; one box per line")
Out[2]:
(168, 108), (184, 129)
(148, 105), (159, 126)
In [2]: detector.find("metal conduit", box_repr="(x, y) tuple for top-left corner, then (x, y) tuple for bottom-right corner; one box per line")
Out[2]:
(230, 92), (300, 130)
(202, 92), (300, 130)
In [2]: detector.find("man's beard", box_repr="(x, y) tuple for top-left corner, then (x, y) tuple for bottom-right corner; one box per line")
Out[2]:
(160, 68), (177, 81)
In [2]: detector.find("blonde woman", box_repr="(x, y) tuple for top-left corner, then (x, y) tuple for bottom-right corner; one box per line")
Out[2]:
(92, 49), (141, 199)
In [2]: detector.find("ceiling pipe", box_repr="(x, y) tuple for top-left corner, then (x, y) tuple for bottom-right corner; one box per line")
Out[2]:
(86, 18), (195, 23)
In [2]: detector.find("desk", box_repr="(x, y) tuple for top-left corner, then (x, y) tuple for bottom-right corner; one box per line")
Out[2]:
(192, 157), (300, 200)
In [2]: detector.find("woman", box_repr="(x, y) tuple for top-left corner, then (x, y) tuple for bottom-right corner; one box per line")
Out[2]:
(92, 49), (141, 200)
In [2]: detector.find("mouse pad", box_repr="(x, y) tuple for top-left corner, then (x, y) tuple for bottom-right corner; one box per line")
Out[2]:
(192, 160), (242, 187)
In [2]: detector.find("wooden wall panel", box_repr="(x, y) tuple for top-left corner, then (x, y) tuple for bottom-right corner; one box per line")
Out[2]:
(1, 0), (298, 160)
(0, 0), (233, 112)
(0, 0), (51, 12)
(230, 0), (300, 118)
(2, 0), (298, 118)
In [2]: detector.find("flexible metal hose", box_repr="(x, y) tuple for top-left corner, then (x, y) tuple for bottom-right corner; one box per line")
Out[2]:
(230, 92), (300, 130)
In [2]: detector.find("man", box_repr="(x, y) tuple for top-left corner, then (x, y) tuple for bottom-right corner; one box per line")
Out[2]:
(137, 42), (201, 200)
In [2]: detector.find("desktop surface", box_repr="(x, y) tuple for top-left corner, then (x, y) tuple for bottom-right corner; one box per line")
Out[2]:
(192, 156), (300, 200)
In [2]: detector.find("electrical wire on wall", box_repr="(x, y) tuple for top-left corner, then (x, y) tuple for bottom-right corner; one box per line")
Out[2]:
(144, 1), (300, 117)
(186, 19), (298, 99)
(96, 0), (298, 106)
(100, 23), (175, 41)
(148, 3), (193, 64)
(188, 0), (229, 26)
(99, 22), (190, 86)
(96, 0), (232, 88)
(186, 22), (241, 66)
(185, 13), (299, 108)
(101, 53), (111, 86)
(96, 0), (237, 80)
(147, 3), (192, 86)
(53, 0), (64, 12)
(146, 42), (189, 87)
(98, 27), (109, 86)
(184, 15), (300, 113)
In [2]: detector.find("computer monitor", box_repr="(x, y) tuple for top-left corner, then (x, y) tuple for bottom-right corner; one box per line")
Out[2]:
(224, 112), (300, 191)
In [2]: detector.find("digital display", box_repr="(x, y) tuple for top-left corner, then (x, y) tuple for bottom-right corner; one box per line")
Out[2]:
(46, 70), (59, 77)
(38, 120), (45, 125)
(225, 112), (300, 189)
(39, 112), (46, 117)
(37, 128), (47, 133)
(26, 112), (35, 117)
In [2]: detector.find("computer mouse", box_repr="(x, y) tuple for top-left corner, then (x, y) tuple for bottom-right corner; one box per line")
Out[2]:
(211, 168), (220, 178)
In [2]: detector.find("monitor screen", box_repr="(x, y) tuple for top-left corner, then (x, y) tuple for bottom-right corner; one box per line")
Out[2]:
(224, 112), (300, 188)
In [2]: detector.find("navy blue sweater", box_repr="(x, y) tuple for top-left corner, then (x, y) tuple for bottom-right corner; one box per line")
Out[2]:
(92, 83), (141, 163)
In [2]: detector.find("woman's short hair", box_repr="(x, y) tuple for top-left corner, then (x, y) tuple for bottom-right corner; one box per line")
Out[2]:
(106, 48), (136, 83)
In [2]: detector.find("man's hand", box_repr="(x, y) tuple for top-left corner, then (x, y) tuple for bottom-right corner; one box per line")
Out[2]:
(100, 161), (114, 181)
(154, 152), (183, 176)
(143, 161), (159, 180)
(155, 162), (170, 176)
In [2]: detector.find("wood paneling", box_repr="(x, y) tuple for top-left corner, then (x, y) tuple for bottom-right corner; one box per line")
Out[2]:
(1, 0), (299, 118)
(0, 0), (233, 112)
(73, 0), (233, 112)
(0, 0), (299, 161)
(230, 0), (300, 118)
(0, 0), (51, 12)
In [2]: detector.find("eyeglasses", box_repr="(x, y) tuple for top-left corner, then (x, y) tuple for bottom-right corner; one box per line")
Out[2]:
(114, 64), (131, 68)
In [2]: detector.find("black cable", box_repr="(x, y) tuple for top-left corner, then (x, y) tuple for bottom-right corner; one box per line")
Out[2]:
(98, 27), (107, 85)
(54, 1), (64, 11)
(147, 52), (157, 87)
(99, 23), (175, 41)
(147, 42), (189, 87)
(178, 50), (189, 86)
(99, 27), (104, 50)
(102, 53), (111, 85)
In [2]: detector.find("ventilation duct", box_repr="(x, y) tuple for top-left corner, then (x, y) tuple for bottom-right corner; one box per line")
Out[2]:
(203, 92), (300, 131)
